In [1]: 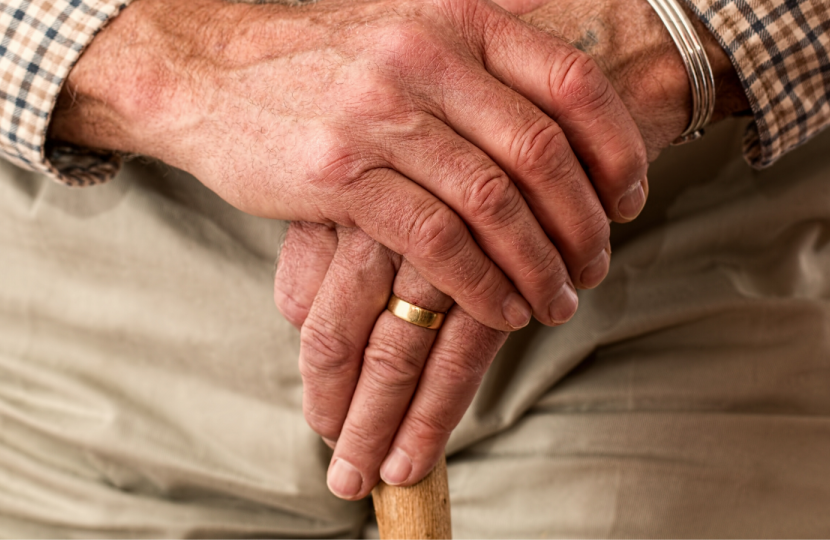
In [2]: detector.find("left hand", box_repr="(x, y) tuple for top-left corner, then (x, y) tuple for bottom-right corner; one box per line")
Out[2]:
(276, 223), (507, 500)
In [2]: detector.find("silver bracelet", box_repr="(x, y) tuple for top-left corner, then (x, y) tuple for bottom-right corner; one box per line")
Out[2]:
(644, 0), (716, 145)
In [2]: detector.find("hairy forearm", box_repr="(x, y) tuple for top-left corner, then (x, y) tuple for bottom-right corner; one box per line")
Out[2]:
(51, 0), (188, 155)
(51, 0), (286, 161)
(48, 0), (659, 333)
(52, 0), (748, 162)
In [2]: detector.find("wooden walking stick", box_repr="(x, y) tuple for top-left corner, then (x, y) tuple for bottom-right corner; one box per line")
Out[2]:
(372, 454), (452, 539)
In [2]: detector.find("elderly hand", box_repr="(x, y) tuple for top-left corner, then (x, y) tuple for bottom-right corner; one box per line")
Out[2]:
(275, 0), (750, 500)
(49, 0), (647, 332)
(277, 223), (508, 500)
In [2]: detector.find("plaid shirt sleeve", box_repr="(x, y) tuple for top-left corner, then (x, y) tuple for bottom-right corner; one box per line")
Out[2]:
(0, 0), (131, 186)
(682, 0), (830, 168)
(1, 1), (829, 184)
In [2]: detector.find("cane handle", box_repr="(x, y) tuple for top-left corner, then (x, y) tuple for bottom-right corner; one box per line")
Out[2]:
(372, 454), (452, 539)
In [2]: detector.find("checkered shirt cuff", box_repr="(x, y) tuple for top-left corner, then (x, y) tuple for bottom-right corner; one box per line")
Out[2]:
(682, 0), (830, 168)
(0, 0), (132, 186)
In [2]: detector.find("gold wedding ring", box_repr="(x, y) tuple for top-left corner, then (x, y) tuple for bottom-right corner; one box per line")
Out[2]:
(386, 294), (446, 330)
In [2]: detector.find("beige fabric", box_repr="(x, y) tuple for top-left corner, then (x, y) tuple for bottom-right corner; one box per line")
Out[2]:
(0, 159), (366, 537)
(2, 118), (830, 537)
(450, 119), (830, 537)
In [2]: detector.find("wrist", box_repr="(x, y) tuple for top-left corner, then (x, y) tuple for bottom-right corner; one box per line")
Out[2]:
(607, 0), (749, 146)
(689, 11), (750, 123)
(48, 0), (239, 165)
(521, 0), (748, 156)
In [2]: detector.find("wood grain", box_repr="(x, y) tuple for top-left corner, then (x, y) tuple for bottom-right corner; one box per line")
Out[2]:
(372, 455), (452, 539)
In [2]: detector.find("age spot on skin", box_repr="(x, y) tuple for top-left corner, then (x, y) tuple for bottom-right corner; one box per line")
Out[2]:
(573, 29), (599, 52)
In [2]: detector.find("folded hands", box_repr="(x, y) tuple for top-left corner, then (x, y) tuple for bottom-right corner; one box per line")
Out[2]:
(49, 0), (748, 501)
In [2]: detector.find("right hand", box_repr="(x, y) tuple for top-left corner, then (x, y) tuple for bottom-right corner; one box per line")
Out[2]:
(50, 0), (647, 331)
(273, 0), (752, 498)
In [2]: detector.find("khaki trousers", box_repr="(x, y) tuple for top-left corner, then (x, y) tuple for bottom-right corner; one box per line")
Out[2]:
(2, 119), (830, 538)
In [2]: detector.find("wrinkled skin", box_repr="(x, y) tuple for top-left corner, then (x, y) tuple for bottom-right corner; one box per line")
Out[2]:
(51, 0), (649, 333)
(274, 0), (749, 500)
(49, 0), (747, 501)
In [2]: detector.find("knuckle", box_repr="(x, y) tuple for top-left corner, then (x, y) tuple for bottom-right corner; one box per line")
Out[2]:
(513, 117), (571, 175)
(432, 350), (488, 390)
(520, 247), (569, 289)
(553, 50), (614, 112)
(299, 319), (357, 380)
(381, 27), (434, 65)
(405, 201), (503, 306)
(393, 111), (443, 143)
(407, 202), (466, 263)
(429, 324), (504, 391)
(406, 408), (454, 445)
(605, 136), (649, 186)
(308, 134), (389, 200)
(534, 145), (587, 202)
(310, 131), (365, 188)
(303, 403), (343, 440)
(336, 230), (389, 270)
(362, 336), (425, 394)
(369, 17), (451, 84)
(454, 261), (503, 308)
(412, 0), (495, 61)
(340, 421), (385, 458)
(462, 165), (523, 226)
(569, 206), (611, 253)
(625, 138), (649, 180)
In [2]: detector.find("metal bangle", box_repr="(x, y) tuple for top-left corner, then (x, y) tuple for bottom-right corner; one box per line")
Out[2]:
(644, 0), (716, 145)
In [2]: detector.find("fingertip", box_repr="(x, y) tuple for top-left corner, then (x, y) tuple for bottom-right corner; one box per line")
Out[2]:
(617, 179), (648, 221)
(385, 442), (446, 489)
(327, 458), (365, 500)
(548, 282), (578, 325)
(502, 292), (532, 330)
(579, 246), (610, 289)
(379, 447), (413, 486)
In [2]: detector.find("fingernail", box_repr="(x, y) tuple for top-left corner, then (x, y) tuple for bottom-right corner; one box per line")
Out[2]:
(580, 250), (609, 289)
(327, 458), (363, 499)
(503, 292), (532, 329)
(322, 437), (336, 450)
(618, 180), (647, 220)
(380, 448), (413, 486)
(549, 282), (578, 324)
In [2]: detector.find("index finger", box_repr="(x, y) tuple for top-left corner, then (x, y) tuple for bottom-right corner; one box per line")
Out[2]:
(478, 1), (650, 221)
